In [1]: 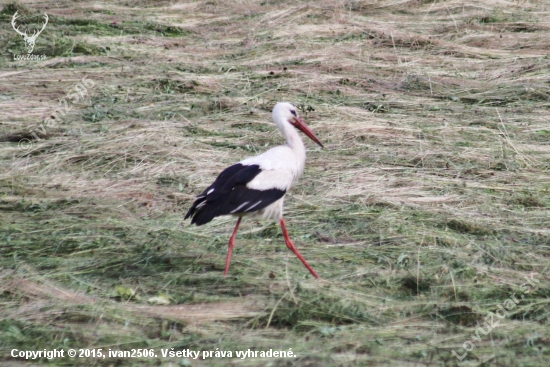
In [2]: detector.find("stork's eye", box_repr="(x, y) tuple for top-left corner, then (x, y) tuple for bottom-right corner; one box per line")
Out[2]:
(290, 110), (297, 116)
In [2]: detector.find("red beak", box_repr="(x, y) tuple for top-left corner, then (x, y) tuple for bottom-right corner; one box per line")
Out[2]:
(293, 117), (324, 148)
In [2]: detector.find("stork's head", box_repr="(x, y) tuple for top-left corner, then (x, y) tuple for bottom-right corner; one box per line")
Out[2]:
(273, 102), (324, 148)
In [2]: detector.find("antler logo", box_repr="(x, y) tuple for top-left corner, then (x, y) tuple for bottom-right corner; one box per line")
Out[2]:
(11, 11), (48, 54)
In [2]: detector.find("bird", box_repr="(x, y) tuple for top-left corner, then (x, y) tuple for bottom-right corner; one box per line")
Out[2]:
(185, 102), (323, 279)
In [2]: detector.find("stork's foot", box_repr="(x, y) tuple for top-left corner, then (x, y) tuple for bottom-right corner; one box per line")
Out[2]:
(280, 218), (319, 279)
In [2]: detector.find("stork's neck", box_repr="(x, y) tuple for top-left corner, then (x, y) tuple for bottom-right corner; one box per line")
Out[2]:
(282, 123), (306, 168)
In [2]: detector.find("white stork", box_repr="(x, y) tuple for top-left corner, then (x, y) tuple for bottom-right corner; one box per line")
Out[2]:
(185, 102), (323, 278)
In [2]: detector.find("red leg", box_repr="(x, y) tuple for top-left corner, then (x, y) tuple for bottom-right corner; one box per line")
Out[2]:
(224, 217), (242, 277)
(279, 218), (319, 279)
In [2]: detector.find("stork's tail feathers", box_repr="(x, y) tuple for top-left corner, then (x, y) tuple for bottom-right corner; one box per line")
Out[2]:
(184, 195), (211, 226)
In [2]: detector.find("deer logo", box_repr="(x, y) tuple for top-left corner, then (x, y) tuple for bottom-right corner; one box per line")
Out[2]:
(11, 11), (48, 54)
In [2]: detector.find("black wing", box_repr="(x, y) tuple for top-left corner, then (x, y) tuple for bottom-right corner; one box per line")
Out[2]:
(185, 163), (286, 226)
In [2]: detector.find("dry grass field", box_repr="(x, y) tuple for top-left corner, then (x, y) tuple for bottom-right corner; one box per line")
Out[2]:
(1, 0), (549, 365)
